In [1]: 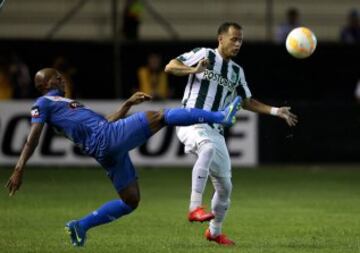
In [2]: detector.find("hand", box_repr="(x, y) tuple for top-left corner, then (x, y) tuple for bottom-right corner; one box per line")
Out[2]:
(127, 92), (152, 105)
(277, 107), (298, 127)
(5, 168), (24, 196)
(193, 58), (210, 74)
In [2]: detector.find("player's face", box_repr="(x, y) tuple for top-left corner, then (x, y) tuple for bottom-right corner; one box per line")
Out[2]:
(219, 26), (243, 59)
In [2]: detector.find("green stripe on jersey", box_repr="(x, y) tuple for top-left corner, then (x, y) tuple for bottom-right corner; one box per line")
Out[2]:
(183, 74), (195, 107)
(195, 51), (216, 109)
(211, 59), (228, 111)
(233, 65), (246, 100)
(177, 55), (186, 62)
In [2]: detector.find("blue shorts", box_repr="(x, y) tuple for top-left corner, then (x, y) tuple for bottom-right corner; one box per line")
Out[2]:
(96, 112), (152, 192)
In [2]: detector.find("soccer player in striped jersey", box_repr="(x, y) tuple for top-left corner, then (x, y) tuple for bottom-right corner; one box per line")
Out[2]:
(165, 22), (298, 245)
(5, 68), (242, 247)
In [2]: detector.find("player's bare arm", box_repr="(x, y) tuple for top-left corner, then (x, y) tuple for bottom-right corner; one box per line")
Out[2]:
(106, 92), (152, 122)
(165, 58), (209, 76)
(242, 98), (298, 127)
(5, 123), (44, 196)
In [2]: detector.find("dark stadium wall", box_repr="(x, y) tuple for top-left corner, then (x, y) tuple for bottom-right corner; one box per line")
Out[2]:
(0, 39), (359, 164)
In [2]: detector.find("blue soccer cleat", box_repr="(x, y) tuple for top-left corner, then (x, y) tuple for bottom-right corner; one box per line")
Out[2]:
(65, 220), (87, 247)
(221, 96), (242, 127)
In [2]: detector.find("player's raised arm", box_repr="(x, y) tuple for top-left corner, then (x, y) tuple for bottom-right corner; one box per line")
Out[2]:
(165, 58), (209, 76)
(5, 123), (44, 196)
(242, 98), (298, 127)
(106, 92), (152, 122)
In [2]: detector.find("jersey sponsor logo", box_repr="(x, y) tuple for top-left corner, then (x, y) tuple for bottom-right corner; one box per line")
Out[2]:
(231, 71), (238, 83)
(31, 106), (40, 118)
(69, 101), (84, 109)
(203, 69), (237, 91)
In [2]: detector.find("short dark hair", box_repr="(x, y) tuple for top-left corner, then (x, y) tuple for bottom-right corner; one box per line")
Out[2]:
(217, 22), (242, 35)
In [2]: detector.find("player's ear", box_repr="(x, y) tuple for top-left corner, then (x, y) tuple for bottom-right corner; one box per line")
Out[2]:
(218, 34), (223, 43)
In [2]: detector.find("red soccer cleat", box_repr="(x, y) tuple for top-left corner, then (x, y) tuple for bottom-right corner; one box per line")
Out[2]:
(205, 229), (235, 246)
(188, 206), (215, 222)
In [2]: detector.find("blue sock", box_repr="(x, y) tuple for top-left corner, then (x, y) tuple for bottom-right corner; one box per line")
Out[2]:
(163, 108), (224, 126)
(78, 199), (133, 231)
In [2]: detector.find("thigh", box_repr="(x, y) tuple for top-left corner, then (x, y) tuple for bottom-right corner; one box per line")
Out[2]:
(105, 152), (138, 193)
(176, 124), (214, 154)
(109, 112), (152, 153)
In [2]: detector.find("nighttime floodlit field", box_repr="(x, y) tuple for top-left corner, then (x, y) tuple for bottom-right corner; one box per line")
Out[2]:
(1, 166), (360, 253)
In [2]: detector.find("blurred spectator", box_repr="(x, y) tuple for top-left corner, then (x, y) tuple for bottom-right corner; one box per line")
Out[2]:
(137, 53), (170, 100)
(0, 57), (12, 100)
(275, 7), (301, 43)
(9, 54), (32, 99)
(121, 0), (144, 40)
(340, 9), (360, 44)
(53, 56), (77, 98)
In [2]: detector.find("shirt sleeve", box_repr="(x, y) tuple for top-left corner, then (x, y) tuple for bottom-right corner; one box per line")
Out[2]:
(176, 47), (207, 67)
(30, 98), (49, 124)
(236, 67), (252, 100)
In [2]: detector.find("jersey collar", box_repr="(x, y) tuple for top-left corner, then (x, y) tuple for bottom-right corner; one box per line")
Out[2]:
(46, 89), (64, 97)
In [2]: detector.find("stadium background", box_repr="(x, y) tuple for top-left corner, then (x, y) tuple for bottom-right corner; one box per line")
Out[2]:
(0, 1), (360, 252)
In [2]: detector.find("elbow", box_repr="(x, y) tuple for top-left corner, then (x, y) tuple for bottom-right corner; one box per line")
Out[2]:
(164, 63), (172, 73)
(164, 59), (177, 73)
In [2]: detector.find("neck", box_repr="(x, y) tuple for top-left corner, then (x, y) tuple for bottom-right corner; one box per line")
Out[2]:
(217, 47), (230, 60)
(45, 88), (64, 96)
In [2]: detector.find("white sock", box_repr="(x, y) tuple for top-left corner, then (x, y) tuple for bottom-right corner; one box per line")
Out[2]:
(189, 142), (215, 211)
(190, 168), (209, 211)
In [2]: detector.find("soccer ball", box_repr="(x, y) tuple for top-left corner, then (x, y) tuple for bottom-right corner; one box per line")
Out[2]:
(286, 27), (317, 59)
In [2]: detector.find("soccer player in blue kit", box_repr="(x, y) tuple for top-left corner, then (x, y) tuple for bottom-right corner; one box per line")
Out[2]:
(5, 68), (242, 247)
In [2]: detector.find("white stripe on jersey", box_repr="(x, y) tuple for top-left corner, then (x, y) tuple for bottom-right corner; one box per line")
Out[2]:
(44, 96), (73, 103)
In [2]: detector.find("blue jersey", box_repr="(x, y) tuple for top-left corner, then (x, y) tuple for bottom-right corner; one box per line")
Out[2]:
(31, 89), (108, 156)
(30, 89), (153, 192)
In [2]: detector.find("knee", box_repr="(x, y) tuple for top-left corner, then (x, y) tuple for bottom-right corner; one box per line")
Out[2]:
(198, 141), (216, 159)
(146, 111), (164, 124)
(122, 195), (140, 210)
(145, 111), (165, 133)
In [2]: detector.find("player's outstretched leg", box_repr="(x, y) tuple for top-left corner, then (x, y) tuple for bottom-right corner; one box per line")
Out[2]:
(164, 96), (242, 127)
(144, 96), (242, 136)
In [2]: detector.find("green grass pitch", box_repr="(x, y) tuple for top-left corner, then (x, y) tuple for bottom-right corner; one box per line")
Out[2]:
(1, 166), (360, 253)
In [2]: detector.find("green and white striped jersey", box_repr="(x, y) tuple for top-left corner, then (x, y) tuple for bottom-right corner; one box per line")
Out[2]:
(177, 47), (252, 111)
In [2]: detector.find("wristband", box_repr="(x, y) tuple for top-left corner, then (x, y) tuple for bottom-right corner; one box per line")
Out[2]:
(270, 107), (279, 116)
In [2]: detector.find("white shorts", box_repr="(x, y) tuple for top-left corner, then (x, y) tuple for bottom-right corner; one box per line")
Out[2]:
(176, 124), (231, 178)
